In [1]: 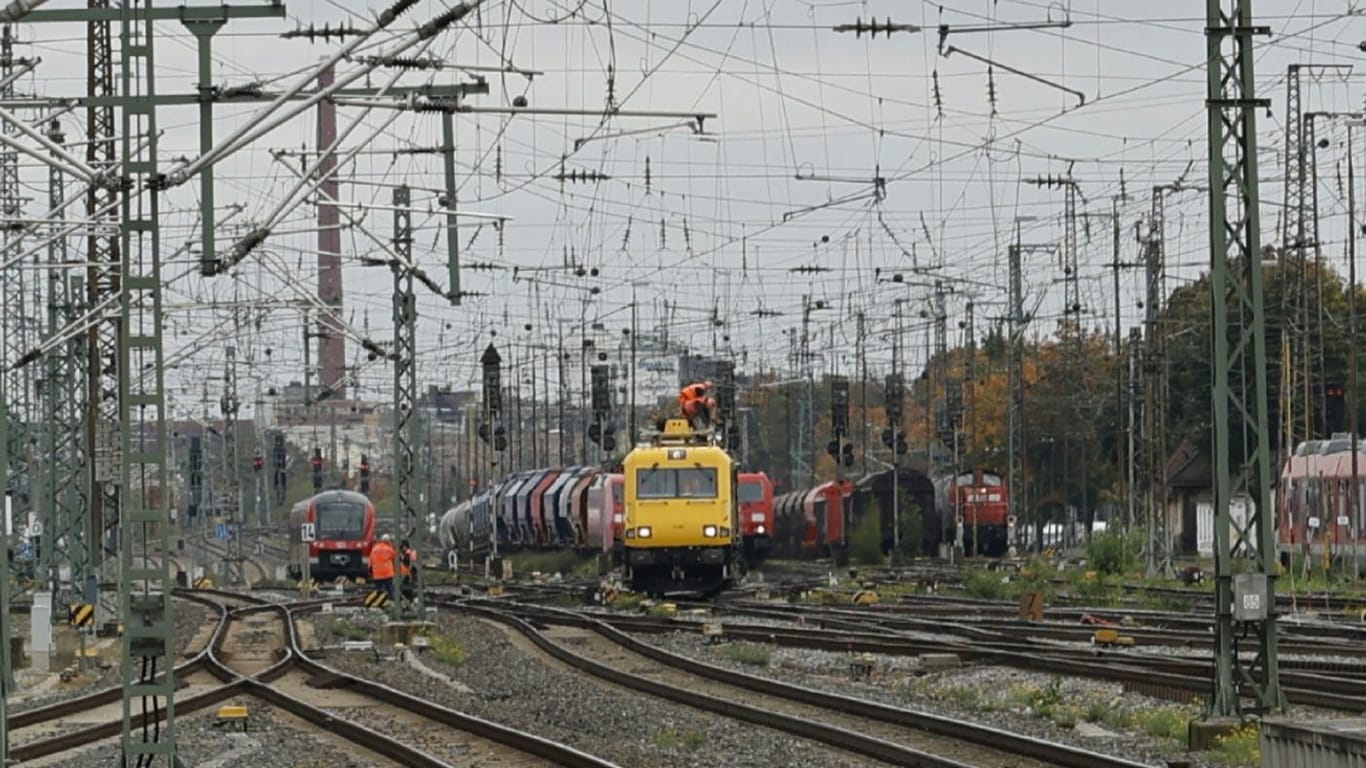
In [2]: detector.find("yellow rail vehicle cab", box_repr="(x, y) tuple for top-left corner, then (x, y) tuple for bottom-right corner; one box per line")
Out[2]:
(623, 419), (740, 595)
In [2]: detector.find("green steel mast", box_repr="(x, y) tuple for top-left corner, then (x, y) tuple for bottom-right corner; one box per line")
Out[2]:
(1204, 0), (1283, 716)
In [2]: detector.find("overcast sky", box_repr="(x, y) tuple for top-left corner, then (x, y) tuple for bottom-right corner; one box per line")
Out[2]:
(3, 0), (1364, 417)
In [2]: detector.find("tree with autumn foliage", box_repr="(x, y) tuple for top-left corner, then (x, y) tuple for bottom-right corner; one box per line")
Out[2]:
(739, 252), (1365, 539)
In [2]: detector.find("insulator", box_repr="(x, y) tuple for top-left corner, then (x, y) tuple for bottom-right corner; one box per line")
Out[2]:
(986, 66), (997, 115)
(382, 55), (443, 70)
(378, 0), (422, 27)
(932, 69), (944, 119)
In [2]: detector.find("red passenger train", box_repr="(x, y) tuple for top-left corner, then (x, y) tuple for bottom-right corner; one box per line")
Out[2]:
(1277, 434), (1366, 558)
(288, 490), (378, 582)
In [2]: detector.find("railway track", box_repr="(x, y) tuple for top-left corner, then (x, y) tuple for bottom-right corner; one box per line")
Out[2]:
(721, 597), (1366, 658)
(14, 589), (621, 767)
(445, 597), (1154, 768)
(535, 599), (1366, 712)
(194, 539), (275, 584)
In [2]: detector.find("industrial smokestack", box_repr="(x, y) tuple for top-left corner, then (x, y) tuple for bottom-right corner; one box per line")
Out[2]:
(316, 61), (345, 396)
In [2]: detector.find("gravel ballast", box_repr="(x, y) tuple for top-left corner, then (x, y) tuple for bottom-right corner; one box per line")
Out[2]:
(22, 702), (387, 768)
(311, 609), (879, 768)
(637, 620), (1341, 768)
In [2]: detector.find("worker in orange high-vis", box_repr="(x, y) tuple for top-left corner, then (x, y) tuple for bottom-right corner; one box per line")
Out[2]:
(678, 381), (715, 430)
(370, 534), (397, 598)
(398, 539), (418, 601)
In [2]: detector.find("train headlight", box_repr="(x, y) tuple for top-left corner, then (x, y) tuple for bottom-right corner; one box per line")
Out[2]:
(702, 525), (718, 538)
(625, 528), (636, 539)
(720, 527), (730, 537)
(756, 525), (766, 535)
(637, 526), (652, 539)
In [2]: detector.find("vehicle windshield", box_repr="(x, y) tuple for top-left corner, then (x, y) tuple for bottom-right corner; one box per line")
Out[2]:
(737, 481), (765, 503)
(315, 501), (367, 539)
(635, 468), (719, 499)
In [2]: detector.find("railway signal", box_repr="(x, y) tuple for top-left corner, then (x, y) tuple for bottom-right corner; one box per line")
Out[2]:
(1325, 383), (1346, 434)
(358, 455), (371, 494)
(589, 364), (616, 453)
(311, 449), (323, 491)
(188, 436), (203, 519)
(881, 427), (909, 455)
(272, 432), (288, 504)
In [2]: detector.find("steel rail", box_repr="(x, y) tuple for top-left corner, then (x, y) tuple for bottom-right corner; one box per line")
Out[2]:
(14, 590), (613, 768)
(457, 599), (1154, 768)
(506, 600), (1366, 713)
(459, 601), (1064, 768)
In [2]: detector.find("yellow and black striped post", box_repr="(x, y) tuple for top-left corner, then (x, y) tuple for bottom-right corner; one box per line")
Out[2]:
(69, 603), (95, 629)
(363, 590), (389, 609)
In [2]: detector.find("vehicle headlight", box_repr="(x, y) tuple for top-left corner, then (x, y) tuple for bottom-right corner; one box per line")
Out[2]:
(702, 525), (718, 538)
(756, 525), (766, 535)
(720, 527), (730, 537)
(625, 528), (636, 539)
(637, 526), (652, 539)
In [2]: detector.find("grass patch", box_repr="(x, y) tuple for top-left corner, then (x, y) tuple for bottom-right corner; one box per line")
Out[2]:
(1087, 528), (1143, 576)
(320, 618), (370, 642)
(429, 634), (467, 669)
(507, 550), (597, 577)
(1067, 572), (1123, 606)
(1210, 722), (1260, 767)
(1008, 678), (1062, 714)
(941, 684), (989, 711)
(606, 593), (645, 611)
(796, 588), (856, 605)
(962, 567), (1015, 600)
(850, 506), (885, 565)
(719, 643), (771, 667)
(1083, 696), (1134, 730)
(1134, 706), (1193, 742)
(654, 727), (706, 751)
(1132, 591), (1201, 612)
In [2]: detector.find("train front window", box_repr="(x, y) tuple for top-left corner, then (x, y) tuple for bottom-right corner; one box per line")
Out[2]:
(634, 468), (719, 499)
(315, 501), (366, 539)
(635, 468), (675, 499)
(677, 468), (718, 498)
(738, 481), (764, 503)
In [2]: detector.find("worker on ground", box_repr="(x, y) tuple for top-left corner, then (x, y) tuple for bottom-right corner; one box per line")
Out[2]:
(678, 381), (716, 430)
(370, 534), (397, 598)
(398, 539), (418, 601)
